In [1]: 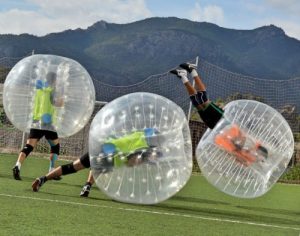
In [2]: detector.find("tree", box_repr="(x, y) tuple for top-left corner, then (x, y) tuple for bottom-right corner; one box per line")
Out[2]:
(0, 66), (10, 83)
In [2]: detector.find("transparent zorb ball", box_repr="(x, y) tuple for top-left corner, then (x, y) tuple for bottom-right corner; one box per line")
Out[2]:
(3, 54), (95, 137)
(196, 100), (294, 198)
(89, 92), (192, 204)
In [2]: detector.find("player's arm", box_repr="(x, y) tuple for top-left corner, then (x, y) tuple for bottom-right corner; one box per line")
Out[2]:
(50, 91), (64, 107)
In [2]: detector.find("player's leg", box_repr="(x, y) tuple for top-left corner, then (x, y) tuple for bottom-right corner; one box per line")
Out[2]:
(178, 61), (224, 129)
(45, 131), (60, 175)
(170, 68), (198, 96)
(12, 129), (41, 180)
(179, 62), (210, 110)
(180, 62), (206, 91)
(32, 153), (90, 192)
(80, 170), (94, 197)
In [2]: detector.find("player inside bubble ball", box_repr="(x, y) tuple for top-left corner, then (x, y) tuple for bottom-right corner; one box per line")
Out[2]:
(214, 124), (268, 166)
(12, 71), (64, 181)
(32, 128), (163, 193)
(170, 60), (268, 166)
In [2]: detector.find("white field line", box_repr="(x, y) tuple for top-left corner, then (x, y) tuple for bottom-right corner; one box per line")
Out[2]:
(0, 193), (299, 232)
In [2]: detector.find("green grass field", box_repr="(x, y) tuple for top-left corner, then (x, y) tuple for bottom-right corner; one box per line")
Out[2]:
(0, 154), (299, 236)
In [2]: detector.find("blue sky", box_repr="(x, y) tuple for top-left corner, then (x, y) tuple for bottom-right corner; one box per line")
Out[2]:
(0, 0), (300, 40)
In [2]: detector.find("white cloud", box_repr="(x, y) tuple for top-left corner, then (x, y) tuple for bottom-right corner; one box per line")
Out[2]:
(190, 2), (224, 25)
(264, 0), (300, 15)
(248, 0), (300, 40)
(0, 0), (152, 36)
(242, 0), (300, 40)
(280, 21), (300, 40)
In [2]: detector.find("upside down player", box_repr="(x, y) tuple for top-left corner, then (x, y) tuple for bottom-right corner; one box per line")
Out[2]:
(170, 60), (268, 166)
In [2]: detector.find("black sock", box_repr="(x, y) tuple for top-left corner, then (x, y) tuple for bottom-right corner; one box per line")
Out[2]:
(40, 176), (48, 184)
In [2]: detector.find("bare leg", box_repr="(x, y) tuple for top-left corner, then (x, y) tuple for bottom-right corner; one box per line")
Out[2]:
(80, 170), (94, 197)
(170, 68), (209, 110)
(16, 138), (38, 166)
(86, 170), (94, 185)
(46, 159), (85, 180)
(193, 74), (206, 92)
(184, 81), (197, 95)
(193, 73), (211, 110)
(32, 158), (87, 192)
(13, 138), (39, 180)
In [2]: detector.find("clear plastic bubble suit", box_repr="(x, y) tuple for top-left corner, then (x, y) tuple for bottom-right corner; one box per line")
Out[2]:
(89, 92), (192, 204)
(197, 100), (294, 198)
(3, 54), (95, 137)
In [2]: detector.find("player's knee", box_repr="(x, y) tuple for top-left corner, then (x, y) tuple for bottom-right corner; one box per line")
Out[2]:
(50, 143), (60, 155)
(190, 94), (201, 107)
(21, 144), (34, 157)
(197, 91), (208, 104)
(61, 163), (77, 175)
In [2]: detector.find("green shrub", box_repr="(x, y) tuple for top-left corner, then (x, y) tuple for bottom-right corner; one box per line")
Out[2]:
(280, 164), (300, 181)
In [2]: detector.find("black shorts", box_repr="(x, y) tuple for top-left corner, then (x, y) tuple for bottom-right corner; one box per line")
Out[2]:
(81, 152), (114, 171)
(80, 152), (91, 168)
(198, 102), (224, 129)
(28, 128), (58, 140)
(190, 91), (209, 107)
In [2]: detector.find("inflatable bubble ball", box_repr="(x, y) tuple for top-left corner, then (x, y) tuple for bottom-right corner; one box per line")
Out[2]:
(89, 92), (193, 204)
(196, 100), (294, 198)
(3, 54), (95, 137)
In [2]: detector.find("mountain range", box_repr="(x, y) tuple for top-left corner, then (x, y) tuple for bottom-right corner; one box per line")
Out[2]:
(1, 17), (300, 85)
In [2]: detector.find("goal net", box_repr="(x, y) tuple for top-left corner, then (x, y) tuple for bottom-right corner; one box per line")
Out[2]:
(0, 55), (299, 165)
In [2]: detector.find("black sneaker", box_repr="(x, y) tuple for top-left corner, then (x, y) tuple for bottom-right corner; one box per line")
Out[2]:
(32, 176), (46, 192)
(179, 62), (197, 73)
(169, 69), (187, 78)
(80, 184), (91, 197)
(12, 166), (21, 180)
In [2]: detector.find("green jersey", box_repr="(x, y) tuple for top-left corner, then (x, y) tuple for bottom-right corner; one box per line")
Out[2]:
(33, 87), (55, 123)
(106, 131), (149, 167)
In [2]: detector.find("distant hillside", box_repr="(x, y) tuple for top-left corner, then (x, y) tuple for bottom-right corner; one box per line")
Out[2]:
(1, 17), (300, 85)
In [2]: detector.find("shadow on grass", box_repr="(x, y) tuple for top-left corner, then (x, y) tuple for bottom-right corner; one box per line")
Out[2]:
(0, 173), (34, 182)
(170, 195), (231, 206)
(23, 187), (112, 203)
(153, 202), (300, 227)
(171, 195), (300, 218)
(1, 173), (85, 188)
(236, 205), (300, 217)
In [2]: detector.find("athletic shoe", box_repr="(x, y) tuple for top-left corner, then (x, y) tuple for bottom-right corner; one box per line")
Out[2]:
(12, 166), (21, 180)
(169, 69), (187, 78)
(80, 184), (91, 197)
(179, 62), (197, 73)
(32, 176), (46, 192)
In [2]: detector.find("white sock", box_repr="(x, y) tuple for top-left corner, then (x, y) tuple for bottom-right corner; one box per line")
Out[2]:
(16, 161), (21, 169)
(191, 69), (198, 78)
(181, 76), (189, 84)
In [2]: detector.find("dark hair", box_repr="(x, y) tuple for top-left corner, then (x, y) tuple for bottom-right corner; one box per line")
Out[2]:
(46, 72), (57, 86)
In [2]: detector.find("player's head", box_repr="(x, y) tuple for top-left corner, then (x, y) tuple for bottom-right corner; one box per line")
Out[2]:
(126, 152), (144, 167)
(45, 72), (57, 87)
